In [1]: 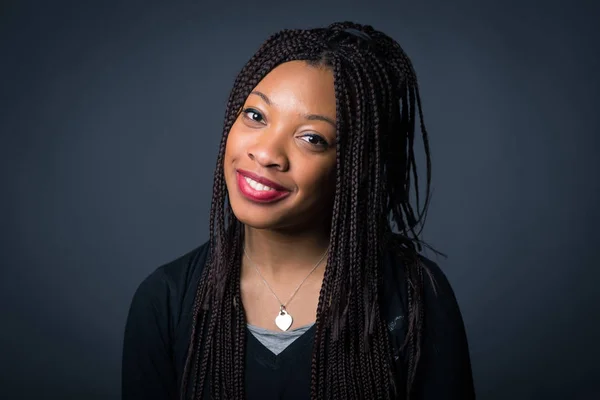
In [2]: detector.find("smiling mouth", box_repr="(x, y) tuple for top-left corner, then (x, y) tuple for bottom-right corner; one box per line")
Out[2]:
(235, 170), (291, 204)
(243, 175), (277, 191)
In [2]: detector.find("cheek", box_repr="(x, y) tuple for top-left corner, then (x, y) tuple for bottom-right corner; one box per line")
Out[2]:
(299, 159), (337, 196)
(223, 137), (240, 184)
(224, 127), (243, 163)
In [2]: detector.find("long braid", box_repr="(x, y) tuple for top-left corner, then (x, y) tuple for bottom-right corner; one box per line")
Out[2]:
(364, 52), (403, 395)
(317, 55), (353, 400)
(181, 21), (433, 400)
(347, 57), (376, 398)
(361, 52), (389, 400)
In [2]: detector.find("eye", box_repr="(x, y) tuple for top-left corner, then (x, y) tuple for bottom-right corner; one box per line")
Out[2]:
(300, 133), (329, 148)
(242, 108), (265, 124)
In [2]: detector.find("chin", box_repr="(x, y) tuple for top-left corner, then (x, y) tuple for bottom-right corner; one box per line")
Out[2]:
(231, 205), (287, 231)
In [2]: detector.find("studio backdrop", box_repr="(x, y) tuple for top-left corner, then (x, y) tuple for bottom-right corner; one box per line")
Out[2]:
(1, 0), (598, 399)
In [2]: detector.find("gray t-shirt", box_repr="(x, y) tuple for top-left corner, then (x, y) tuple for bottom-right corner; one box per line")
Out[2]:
(247, 323), (315, 355)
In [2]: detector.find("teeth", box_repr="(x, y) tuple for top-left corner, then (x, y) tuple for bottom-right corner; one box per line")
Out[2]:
(244, 176), (275, 191)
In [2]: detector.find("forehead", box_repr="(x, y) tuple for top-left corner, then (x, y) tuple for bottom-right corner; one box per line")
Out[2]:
(251, 61), (336, 117)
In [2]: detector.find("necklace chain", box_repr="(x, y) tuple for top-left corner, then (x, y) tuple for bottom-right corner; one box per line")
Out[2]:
(243, 246), (328, 309)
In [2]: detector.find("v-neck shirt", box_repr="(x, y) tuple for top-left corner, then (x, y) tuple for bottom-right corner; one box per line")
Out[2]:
(122, 240), (475, 399)
(247, 323), (315, 356)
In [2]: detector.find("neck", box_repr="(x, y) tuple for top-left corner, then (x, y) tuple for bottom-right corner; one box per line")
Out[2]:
(242, 224), (330, 279)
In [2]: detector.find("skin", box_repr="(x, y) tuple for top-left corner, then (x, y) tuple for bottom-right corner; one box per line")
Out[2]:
(223, 60), (337, 331)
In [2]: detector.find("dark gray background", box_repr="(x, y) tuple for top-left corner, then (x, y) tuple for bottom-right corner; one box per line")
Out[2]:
(1, 0), (598, 399)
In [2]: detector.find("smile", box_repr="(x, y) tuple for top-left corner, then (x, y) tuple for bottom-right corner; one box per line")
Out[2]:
(236, 170), (291, 204)
(244, 176), (275, 191)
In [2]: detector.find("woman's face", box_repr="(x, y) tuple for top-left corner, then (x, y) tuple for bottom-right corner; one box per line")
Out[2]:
(224, 60), (337, 232)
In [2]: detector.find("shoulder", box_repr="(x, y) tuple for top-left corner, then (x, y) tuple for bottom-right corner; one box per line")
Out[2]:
(418, 254), (456, 305)
(122, 242), (211, 398)
(381, 235), (462, 326)
(382, 235), (475, 395)
(134, 241), (209, 297)
(382, 234), (455, 301)
(383, 241), (475, 397)
(127, 241), (210, 331)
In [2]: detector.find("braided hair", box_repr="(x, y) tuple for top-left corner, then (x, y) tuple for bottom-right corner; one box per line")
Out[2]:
(181, 21), (433, 399)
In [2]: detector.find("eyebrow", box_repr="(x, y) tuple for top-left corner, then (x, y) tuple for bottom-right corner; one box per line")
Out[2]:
(250, 90), (337, 129)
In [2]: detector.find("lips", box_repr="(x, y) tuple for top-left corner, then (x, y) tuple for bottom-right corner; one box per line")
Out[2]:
(236, 169), (291, 204)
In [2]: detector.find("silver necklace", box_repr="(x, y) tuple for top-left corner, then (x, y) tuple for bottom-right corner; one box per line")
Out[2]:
(243, 246), (328, 331)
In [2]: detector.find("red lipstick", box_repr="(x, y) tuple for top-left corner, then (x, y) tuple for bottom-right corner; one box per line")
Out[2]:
(236, 169), (291, 203)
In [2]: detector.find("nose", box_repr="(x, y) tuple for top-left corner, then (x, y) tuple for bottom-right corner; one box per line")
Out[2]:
(247, 129), (290, 171)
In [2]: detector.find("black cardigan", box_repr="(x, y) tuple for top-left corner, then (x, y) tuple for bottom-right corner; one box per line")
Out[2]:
(122, 241), (475, 399)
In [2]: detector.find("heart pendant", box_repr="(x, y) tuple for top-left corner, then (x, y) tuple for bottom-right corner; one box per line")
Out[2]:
(275, 308), (293, 331)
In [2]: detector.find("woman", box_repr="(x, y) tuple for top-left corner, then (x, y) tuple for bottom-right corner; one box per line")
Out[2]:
(122, 21), (475, 399)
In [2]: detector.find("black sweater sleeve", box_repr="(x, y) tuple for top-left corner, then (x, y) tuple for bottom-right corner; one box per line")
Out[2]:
(414, 258), (476, 399)
(122, 268), (178, 400)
